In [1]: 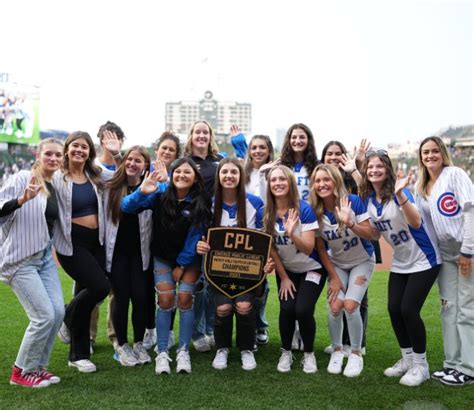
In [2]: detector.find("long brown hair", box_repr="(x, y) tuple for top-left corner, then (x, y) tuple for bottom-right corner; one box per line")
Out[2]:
(62, 131), (103, 188)
(106, 146), (151, 225)
(417, 136), (453, 199)
(213, 157), (247, 227)
(359, 153), (396, 204)
(32, 138), (64, 196)
(243, 135), (274, 185)
(309, 164), (348, 234)
(263, 165), (300, 236)
(184, 120), (220, 159)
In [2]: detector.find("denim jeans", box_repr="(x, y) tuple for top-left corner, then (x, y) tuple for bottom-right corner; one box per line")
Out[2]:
(154, 258), (197, 352)
(192, 278), (215, 340)
(9, 243), (65, 373)
(254, 279), (270, 331)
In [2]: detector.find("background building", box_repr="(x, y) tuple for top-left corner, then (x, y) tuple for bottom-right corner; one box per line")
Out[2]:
(165, 91), (251, 141)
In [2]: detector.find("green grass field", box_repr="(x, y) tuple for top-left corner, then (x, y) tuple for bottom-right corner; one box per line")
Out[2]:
(0, 269), (473, 409)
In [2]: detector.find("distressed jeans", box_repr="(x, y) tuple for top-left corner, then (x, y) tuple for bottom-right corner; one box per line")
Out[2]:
(9, 243), (65, 373)
(438, 242), (474, 376)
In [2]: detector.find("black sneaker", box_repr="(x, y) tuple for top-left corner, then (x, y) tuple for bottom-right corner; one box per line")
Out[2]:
(432, 367), (455, 380)
(440, 370), (474, 386)
(256, 329), (269, 345)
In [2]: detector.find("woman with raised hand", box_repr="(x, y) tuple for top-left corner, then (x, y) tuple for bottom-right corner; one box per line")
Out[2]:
(53, 130), (121, 373)
(185, 120), (225, 352)
(1, 138), (65, 388)
(415, 136), (474, 387)
(104, 146), (153, 367)
(310, 164), (377, 377)
(196, 157), (273, 371)
(360, 150), (442, 387)
(263, 165), (326, 374)
(122, 157), (212, 375)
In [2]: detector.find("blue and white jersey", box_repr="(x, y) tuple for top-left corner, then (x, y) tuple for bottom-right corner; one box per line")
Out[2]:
(366, 189), (441, 274)
(273, 200), (321, 273)
(319, 194), (374, 270)
(219, 193), (263, 229)
(293, 162), (310, 202)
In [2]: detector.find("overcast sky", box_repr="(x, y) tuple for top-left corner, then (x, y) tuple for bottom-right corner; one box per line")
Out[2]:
(3, 0), (472, 150)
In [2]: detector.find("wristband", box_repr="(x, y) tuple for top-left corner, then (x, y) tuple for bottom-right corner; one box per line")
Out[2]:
(399, 197), (409, 207)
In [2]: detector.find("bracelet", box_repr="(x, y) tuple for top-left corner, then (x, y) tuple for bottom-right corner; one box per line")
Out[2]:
(399, 197), (409, 207)
(350, 169), (357, 175)
(112, 152), (122, 159)
(348, 220), (355, 229)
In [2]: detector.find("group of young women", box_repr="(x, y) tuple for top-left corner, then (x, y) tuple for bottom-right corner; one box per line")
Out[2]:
(1, 119), (472, 389)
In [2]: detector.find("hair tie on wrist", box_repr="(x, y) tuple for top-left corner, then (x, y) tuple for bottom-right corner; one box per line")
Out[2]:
(399, 197), (409, 207)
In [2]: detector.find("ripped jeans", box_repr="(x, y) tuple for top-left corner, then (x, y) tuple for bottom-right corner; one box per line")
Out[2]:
(154, 258), (197, 353)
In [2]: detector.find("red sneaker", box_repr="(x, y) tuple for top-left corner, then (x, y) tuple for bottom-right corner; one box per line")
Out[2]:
(10, 366), (50, 388)
(37, 368), (61, 384)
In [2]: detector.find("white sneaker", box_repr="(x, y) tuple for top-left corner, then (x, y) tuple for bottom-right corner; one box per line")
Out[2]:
(116, 343), (139, 367)
(193, 336), (211, 352)
(291, 329), (304, 351)
(176, 349), (192, 373)
(343, 353), (364, 377)
(68, 359), (97, 373)
(133, 342), (152, 364)
(400, 364), (429, 387)
(155, 352), (172, 374)
(277, 349), (293, 373)
(302, 352), (318, 374)
(58, 322), (71, 344)
(324, 344), (334, 355)
(212, 348), (229, 370)
(327, 351), (345, 374)
(167, 330), (176, 350)
(384, 357), (413, 377)
(241, 350), (257, 371)
(143, 328), (157, 350)
(207, 334), (216, 348)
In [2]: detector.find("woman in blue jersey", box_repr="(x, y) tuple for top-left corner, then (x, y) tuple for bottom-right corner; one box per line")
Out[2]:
(360, 150), (442, 387)
(263, 165), (327, 374)
(416, 136), (474, 386)
(280, 123), (319, 202)
(196, 157), (274, 371)
(121, 157), (212, 375)
(310, 164), (376, 377)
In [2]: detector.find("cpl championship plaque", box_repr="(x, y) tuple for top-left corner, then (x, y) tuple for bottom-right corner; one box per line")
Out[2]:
(204, 227), (272, 299)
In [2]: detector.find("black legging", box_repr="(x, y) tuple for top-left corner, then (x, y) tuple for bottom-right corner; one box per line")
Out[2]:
(108, 250), (150, 346)
(57, 224), (110, 361)
(276, 270), (327, 353)
(388, 265), (440, 353)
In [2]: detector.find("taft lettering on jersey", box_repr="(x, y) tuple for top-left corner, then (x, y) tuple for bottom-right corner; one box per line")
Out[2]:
(374, 220), (393, 232)
(322, 229), (351, 241)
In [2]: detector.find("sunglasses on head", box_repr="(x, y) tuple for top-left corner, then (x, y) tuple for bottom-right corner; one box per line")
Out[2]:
(365, 149), (388, 158)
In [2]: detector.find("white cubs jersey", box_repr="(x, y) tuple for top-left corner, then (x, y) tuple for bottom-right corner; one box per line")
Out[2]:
(219, 193), (264, 229)
(273, 200), (321, 272)
(319, 194), (374, 270)
(366, 189), (441, 274)
(415, 166), (474, 246)
(293, 162), (311, 202)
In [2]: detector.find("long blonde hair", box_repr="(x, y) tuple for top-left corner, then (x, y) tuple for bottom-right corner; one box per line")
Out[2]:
(32, 138), (64, 196)
(184, 120), (220, 159)
(309, 164), (348, 235)
(263, 165), (300, 236)
(417, 136), (453, 199)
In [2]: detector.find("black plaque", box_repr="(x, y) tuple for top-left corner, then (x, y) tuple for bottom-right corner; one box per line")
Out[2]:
(204, 227), (272, 299)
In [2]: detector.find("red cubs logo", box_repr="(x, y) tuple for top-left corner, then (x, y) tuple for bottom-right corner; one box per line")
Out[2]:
(437, 192), (460, 217)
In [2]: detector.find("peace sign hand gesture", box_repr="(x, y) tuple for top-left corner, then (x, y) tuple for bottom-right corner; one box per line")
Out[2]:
(18, 176), (42, 206)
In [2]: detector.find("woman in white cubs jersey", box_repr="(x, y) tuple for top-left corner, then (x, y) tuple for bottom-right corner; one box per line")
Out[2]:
(263, 165), (327, 374)
(279, 123), (319, 203)
(360, 151), (441, 387)
(310, 164), (376, 377)
(416, 136), (474, 387)
(196, 157), (273, 372)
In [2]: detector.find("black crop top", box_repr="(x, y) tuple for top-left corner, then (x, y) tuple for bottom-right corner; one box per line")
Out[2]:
(71, 181), (98, 218)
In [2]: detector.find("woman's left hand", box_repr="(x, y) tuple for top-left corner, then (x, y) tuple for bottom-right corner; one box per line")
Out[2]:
(263, 257), (275, 274)
(172, 266), (185, 283)
(335, 196), (352, 226)
(394, 171), (412, 195)
(102, 130), (121, 155)
(459, 255), (473, 277)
